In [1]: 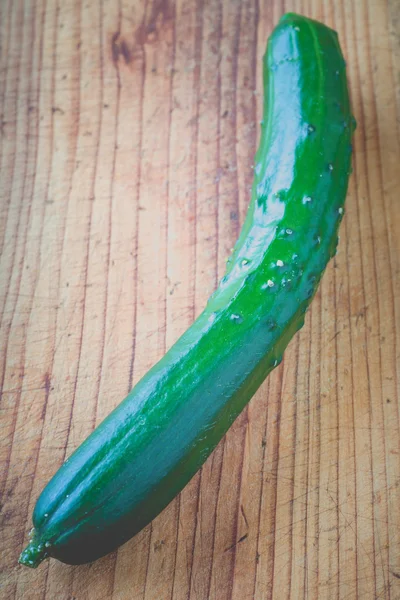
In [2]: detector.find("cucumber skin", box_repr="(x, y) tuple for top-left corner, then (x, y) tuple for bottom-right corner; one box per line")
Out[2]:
(20, 13), (355, 567)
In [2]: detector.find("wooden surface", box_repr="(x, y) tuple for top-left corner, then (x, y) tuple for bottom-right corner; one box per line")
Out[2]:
(0, 0), (399, 598)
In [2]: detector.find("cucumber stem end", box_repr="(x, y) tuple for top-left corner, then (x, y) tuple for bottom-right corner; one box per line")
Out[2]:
(19, 536), (49, 568)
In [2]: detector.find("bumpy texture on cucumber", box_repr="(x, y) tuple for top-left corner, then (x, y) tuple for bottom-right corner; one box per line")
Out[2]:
(20, 13), (355, 567)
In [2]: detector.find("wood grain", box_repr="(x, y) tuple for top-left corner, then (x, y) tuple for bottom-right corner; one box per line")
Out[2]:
(1, 0), (399, 598)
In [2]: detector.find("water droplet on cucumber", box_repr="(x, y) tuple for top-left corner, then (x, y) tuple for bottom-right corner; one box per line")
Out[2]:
(230, 314), (243, 323)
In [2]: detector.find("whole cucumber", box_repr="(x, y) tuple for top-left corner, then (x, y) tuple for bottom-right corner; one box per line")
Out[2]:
(20, 13), (355, 568)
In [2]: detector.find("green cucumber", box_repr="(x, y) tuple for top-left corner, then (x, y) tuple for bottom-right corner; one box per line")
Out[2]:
(20, 13), (355, 568)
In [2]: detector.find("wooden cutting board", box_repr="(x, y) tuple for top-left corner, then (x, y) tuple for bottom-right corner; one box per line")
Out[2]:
(1, 0), (399, 598)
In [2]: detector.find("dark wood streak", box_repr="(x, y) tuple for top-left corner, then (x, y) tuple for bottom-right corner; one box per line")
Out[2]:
(111, 31), (133, 66)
